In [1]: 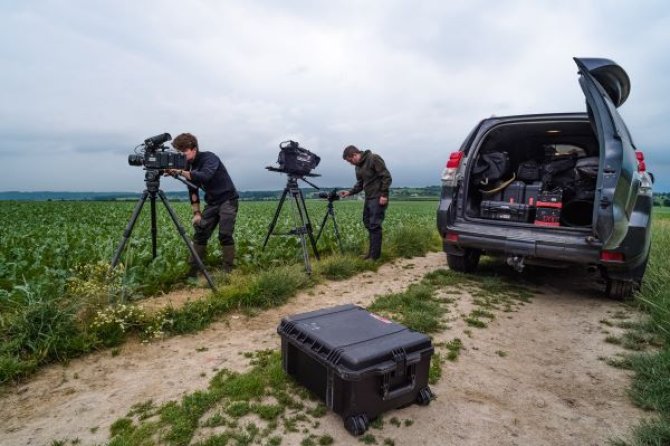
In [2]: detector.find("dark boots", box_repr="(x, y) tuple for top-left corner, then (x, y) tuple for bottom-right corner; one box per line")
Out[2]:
(188, 243), (207, 277)
(368, 231), (383, 260)
(221, 244), (235, 273)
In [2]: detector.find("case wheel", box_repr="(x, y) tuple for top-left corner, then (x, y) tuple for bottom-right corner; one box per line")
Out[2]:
(416, 386), (434, 406)
(606, 278), (634, 300)
(446, 248), (481, 273)
(344, 414), (369, 436)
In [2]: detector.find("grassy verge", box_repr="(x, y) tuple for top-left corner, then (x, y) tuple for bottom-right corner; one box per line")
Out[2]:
(0, 224), (441, 386)
(608, 214), (670, 446)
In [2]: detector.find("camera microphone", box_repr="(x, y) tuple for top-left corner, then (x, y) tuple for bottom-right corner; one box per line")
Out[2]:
(144, 133), (172, 147)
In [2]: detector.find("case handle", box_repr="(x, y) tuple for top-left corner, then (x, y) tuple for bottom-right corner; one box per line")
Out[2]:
(381, 363), (416, 401)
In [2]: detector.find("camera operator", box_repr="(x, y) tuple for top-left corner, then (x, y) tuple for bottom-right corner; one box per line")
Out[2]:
(339, 145), (392, 260)
(166, 133), (239, 275)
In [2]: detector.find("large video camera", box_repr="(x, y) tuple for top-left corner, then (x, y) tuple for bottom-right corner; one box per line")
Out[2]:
(276, 140), (320, 176)
(128, 133), (187, 170)
(318, 189), (340, 202)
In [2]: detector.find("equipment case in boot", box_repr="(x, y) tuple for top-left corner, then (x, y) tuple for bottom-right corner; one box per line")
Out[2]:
(277, 304), (434, 436)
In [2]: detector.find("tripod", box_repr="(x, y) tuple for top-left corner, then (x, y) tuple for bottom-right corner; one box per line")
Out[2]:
(315, 197), (344, 254)
(110, 169), (217, 291)
(262, 168), (320, 274)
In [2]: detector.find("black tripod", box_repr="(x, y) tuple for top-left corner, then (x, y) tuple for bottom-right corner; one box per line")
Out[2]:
(315, 196), (344, 254)
(110, 170), (216, 291)
(262, 168), (320, 274)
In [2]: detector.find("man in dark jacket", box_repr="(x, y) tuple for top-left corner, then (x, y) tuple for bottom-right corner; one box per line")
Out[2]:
(339, 145), (392, 260)
(167, 133), (239, 274)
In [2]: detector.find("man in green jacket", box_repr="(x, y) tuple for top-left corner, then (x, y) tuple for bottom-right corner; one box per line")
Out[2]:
(339, 145), (392, 260)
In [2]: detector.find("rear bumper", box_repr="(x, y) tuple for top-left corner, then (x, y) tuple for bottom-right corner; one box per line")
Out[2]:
(443, 222), (602, 264)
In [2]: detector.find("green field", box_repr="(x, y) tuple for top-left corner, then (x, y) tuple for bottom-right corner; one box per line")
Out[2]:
(0, 199), (440, 383)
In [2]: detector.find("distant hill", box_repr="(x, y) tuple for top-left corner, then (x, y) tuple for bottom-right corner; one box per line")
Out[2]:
(0, 186), (442, 202)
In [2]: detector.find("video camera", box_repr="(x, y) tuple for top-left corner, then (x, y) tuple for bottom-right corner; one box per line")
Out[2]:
(318, 189), (340, 202)
(128, 133), (187, 170)
(276, 140), (320, 176)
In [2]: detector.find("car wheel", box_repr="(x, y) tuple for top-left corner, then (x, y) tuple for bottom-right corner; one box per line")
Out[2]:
(447, 248), (481, 273)
(606, 278), (634, 300)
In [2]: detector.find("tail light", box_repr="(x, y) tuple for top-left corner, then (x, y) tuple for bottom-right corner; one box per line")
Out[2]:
(445, 231), (459, 243)
(600, 251), (625, 262)
(441, 151), (464, 185)
(635, 151), (646, 172)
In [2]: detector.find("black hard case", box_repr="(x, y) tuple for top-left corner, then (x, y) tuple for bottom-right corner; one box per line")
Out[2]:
(277, 304), (434, 435)
(480, 200), (534, 222)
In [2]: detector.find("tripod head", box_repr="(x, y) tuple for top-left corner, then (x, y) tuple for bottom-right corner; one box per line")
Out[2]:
(266, 166), (321, 190)
(144, 169), (162, 192)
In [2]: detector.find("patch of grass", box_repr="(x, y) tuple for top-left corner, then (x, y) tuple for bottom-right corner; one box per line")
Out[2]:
(445, 338), (463, 361)
(605, 336), (622, 345)
(368, 283), (447, 333)
(464, 317), (487, 328)
(108, 350), (295, 446)
(429, 352), (442, 384)
(359, 433), (378, 444)
(496, 350), (508, 358)
(387, 226), (440, 259)
(628, 349), (670, 414)
(314, 255), (377, 280)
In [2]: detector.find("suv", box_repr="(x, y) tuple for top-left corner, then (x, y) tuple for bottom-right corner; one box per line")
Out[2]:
(437, 57), (653, 299)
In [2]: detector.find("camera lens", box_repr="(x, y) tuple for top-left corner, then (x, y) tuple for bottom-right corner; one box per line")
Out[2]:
(128, 154), (144, 166)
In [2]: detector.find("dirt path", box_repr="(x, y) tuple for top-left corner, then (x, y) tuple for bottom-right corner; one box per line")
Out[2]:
(0, 253), (646, 445)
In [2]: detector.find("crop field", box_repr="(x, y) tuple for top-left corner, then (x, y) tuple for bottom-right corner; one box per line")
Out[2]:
(0, 199), (440, 383)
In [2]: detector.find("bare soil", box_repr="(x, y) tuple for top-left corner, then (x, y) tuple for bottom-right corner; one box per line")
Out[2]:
(0, 253), (646, 445)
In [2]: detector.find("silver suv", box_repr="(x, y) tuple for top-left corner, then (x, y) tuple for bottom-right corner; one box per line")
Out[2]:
(437, 57), (653, 299)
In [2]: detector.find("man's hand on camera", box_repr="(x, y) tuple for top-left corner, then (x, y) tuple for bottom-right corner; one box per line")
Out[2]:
(192, 212), (202, 226)
(339, 190), (350, 198)
(379, 196), (388, 206)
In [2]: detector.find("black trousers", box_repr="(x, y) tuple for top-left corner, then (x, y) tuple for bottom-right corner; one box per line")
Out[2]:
(363, 198), (387, 259)
(193, 199), (238, 246)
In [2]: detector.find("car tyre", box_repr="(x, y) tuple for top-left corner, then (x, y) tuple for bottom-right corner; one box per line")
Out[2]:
(447, 248), (481, 273)
(606, 278), (634, 300)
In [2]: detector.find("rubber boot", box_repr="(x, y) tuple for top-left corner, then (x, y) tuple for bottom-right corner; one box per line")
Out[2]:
(221, 244), (235, 273)
(368, 231), (382, 260)
(188, 243), (207, 277)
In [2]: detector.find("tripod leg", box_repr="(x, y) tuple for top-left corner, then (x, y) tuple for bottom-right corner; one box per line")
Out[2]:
(157, 190), (217, 292)
(330, 207), (345, 254)
(262, 187), (289, 248)
(296, 189), (320, 260)
(150, 193), (158, 259)
(289, 190), (312, 274)
(315, 207), (329, 244)
(111, 191), (149, 268)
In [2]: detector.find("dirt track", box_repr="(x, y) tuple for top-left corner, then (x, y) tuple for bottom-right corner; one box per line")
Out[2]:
(0, 253), (645, 445)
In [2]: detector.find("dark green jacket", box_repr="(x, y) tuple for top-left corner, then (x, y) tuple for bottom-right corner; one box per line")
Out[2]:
(349, 150), (392, 199)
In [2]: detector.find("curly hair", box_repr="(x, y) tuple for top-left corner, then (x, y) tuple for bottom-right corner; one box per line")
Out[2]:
(172, 133), (199, 152)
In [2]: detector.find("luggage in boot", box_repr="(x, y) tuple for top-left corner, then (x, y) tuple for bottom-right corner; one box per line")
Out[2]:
(277, 304), (434, 436)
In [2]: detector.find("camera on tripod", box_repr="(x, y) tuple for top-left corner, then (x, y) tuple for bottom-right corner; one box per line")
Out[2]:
(276, 140), (320, 176)
(318, 189), (340, 202)
(128, 133), (187, 170)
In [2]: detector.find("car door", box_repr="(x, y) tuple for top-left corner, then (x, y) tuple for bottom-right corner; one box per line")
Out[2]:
(574, 57), (640, 249)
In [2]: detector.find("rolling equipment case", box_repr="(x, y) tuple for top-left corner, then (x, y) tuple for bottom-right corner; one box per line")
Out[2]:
(277, 304), (434, 436)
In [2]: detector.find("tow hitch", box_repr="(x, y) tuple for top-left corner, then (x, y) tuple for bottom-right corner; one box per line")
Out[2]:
(506, 255), (526, 272)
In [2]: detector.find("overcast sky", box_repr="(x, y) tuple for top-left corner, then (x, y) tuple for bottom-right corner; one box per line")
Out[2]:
(1, 0), (669, 193)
